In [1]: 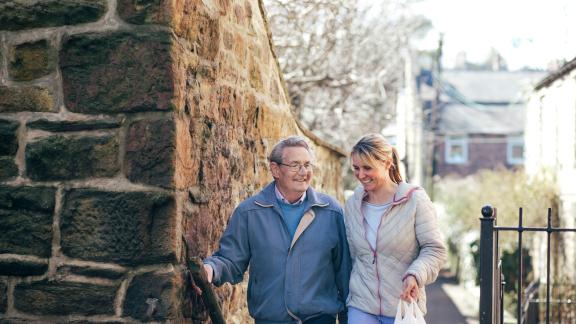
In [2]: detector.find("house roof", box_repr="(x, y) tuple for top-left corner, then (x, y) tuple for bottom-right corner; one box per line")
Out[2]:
(440, 70), (546, 104)
(437, 103), (524, 135)
(534, 56), (576, 90)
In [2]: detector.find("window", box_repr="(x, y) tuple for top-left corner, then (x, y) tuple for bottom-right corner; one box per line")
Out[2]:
(507, 136), (524, 165)
(445, 135), (468, 164)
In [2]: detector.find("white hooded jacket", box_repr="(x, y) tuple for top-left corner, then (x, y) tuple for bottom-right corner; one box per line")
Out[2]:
(344, 182), (447, 317)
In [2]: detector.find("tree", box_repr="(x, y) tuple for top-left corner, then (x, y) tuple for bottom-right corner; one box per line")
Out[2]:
(264, 0), (430, 148)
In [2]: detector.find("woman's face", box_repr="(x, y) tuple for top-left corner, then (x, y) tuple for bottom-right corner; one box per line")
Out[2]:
(351, 153), (390, 193)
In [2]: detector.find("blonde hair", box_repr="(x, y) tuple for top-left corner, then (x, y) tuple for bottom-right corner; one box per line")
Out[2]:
(351, 133), (402, 184)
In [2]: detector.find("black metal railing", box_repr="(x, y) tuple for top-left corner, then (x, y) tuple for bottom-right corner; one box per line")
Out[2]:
(479, 205), (576, 324)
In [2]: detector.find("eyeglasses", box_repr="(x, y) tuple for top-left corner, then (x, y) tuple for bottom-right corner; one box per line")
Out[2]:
(276, 162), (315, 172)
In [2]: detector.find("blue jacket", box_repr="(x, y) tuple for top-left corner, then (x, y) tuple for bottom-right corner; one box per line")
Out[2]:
(204, 182), (351, 323)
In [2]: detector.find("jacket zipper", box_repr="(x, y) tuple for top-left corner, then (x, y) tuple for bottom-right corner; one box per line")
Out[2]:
(361, 208), (384, 315)
(372, 231), (383, 316)
(285, 242), (302, 324)
(284, 205), (321, 324)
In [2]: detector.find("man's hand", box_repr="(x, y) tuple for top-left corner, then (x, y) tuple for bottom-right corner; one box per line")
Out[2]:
(400, 275), (419, 302)
(203, 263), (214, 283)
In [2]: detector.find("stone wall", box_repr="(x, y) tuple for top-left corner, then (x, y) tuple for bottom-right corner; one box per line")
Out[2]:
(0, 0), (345, 322)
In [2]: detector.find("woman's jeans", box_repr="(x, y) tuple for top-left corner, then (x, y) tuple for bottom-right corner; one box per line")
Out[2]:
(348, 307), (395, 324)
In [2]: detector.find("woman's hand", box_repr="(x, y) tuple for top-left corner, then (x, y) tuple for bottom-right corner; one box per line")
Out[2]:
(400, 275), (419, 302)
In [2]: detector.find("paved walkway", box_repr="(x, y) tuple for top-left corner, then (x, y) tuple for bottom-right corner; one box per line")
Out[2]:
(425, 272), (479, 324)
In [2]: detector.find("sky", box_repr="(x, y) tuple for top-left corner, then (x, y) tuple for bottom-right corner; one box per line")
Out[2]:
(410, 0), (576, 70)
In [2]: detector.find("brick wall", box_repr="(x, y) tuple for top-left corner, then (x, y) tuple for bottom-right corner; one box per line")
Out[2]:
(435, 134), (517, 177)
(0, 0), (344, 322)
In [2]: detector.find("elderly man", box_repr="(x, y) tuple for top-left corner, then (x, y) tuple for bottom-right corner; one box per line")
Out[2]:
(203, 136), (350, 324)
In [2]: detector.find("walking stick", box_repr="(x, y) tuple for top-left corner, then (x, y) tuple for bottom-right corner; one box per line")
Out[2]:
(182, 235), (226, 324)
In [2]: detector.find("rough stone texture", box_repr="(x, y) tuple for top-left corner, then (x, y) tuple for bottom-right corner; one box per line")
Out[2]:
(125, 119), (174, 188)
(60, 189), (176, 266)
(26, 118), (120, 132)
(0, 86), (55, 113)
(167, 1), (220, 61)
(124, 271), (183, 321)
(0, 259), (48, 277)
(13, 281), (117, 316)
(25, 135), (119, 181)
(9, 40), (56, 81)
(58, 265), (125, 280)
(0, 119), (19, 155)
(172, 1), (345, 321)
(0, 319), (123, 324)
(0, 281), (8, 313)
(187, 12), (220, 61)
(0, 186), (55, 257)
(0, 156), (18, 181)
(117, 0), (171, 25)
(61, 32), (174, 114)
(0, 0), (107, 31)
(0, 281), (6, 313)
(0, 0), (344, 322)
(0, 120), (19, 179)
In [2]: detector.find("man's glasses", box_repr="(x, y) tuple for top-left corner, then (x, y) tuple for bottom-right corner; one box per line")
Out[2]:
(276, 162), (315, 172)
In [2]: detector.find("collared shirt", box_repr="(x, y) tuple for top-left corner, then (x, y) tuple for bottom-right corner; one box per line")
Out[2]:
(274, 185), (307, 205)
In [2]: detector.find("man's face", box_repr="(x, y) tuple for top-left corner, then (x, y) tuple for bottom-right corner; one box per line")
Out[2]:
(271, 146), (313, 200)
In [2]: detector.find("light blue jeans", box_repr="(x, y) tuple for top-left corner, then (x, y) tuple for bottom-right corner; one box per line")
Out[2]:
(348, 307), (395, 324)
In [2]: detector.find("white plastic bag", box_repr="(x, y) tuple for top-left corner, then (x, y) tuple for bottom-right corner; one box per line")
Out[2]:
(394, 300), (426, 324)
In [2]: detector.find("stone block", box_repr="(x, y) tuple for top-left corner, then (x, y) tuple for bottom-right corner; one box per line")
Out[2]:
(123, 271), (182, 321)
(61, 31), (174, 114)
(0, 0), (107, 31)
(233, 4), (245, 25)
(125, 119), (174, 188)
(25, 135), (119, 181)
(58, 265), (125, 280)
(0, 86), (55, 113)
(175, 10), (219, 61)
(0, 281), (6, 313)
(117, 0), (170, 25)
(249, 57), (263, 91)
(0, 119), (19, 155)
(0, 186), (55, 257)
(0, 259), (48, 277)
(193, 14), (220, 60)
(60, 189), (176, 266)
(0, 157), (18, 181)
(223, 30), (234, 50)
(9, 40), (56, 81)
(13, 281), (117, 316)
(27, 119), (120, 132)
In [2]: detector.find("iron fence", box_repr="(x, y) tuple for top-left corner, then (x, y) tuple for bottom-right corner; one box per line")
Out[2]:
(479, 205), (576, 324)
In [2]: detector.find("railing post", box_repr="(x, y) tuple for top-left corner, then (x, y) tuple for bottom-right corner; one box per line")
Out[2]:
(480, 205), (495, 324)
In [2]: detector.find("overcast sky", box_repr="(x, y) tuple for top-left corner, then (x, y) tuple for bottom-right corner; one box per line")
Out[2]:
(410, 0), (576, 70)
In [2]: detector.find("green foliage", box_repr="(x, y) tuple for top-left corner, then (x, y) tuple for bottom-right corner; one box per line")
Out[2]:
(434, 168), (559, 249)
(434, 168), (559, 317)
(501, 247), (533, 293)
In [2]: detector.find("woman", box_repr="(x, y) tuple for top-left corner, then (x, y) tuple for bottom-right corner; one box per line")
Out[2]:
(344, 134), (447, 323)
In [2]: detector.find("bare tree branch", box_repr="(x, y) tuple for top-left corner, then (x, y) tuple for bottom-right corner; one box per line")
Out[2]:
(265, 0), (430, 148)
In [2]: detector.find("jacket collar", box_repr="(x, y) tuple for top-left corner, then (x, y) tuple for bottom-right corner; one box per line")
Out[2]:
(352, 181), (420, 209)
(254, 181), (329, 209)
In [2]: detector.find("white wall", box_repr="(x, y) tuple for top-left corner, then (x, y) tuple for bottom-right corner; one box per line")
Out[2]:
(525, 68), (576, 282)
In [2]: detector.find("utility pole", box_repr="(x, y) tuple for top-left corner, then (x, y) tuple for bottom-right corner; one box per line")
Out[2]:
(424, 34), (443, 198)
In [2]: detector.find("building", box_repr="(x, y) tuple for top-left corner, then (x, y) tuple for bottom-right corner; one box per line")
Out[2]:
(524, 57), (576, 284)
(429, 70), (545, 177)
